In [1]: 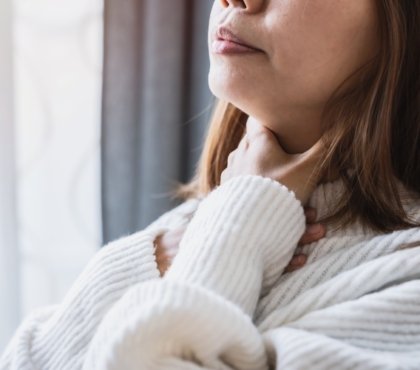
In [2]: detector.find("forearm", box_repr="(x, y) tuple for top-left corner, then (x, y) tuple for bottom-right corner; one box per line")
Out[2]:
(165, 174), (305, 316)
(0, 228), (163, 370)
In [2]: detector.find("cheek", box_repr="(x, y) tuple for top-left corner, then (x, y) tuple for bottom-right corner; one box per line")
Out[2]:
(207, 0), (379, 108)
(267, 4), (345, 67)
(267, 0), (379, 96)
(207, 2), (268, 100)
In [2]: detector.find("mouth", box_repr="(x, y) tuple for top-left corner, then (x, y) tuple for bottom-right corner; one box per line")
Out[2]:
(212, 25), (263, 55)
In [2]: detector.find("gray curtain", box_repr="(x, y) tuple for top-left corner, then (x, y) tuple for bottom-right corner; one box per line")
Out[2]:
(101, 0), (214, 244)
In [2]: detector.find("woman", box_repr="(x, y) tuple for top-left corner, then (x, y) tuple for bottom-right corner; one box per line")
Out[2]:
(2, 0), (419, 369)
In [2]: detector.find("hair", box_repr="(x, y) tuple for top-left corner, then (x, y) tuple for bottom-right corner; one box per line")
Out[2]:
(171, 0), (420, 233)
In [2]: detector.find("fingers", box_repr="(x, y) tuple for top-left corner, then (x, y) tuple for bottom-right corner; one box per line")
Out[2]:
(298, 223), (326, 246)
(245, 116), (276, 140)
(299, 206), (326, 246)
(245, 116), (265, 137)
(304, 207), (317, 223)
(300, 137), (327, 169)
(237, 132), (249, 151)
(283, 207), (326, 274)
(304, 136), (326, 157)
(284, 254), (307, 273)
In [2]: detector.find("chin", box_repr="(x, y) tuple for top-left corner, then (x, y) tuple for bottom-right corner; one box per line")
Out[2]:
(208, 69), (250, 112)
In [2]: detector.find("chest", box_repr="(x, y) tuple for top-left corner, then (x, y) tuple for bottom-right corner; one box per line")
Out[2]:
(253, 228), (418, 328)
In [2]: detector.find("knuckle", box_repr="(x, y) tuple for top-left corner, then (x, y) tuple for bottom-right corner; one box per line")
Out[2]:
(248, 130), (268, 141)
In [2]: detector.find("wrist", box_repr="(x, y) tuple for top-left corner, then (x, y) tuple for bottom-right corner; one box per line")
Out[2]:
(164, 174), (305, 316)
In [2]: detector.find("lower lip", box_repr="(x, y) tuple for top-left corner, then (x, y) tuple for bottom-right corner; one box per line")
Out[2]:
(212, 39), (262, 55)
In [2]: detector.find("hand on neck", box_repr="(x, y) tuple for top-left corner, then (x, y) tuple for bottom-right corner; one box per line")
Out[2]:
(244, 108), (341, 185)
(249, 106), (324, 155)
(255, 117), (341, 185)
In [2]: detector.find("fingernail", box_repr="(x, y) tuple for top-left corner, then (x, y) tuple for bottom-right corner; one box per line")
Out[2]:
(307, 223), (322, 235)
(297, 255), (306, 263)
(305, 208), (316, 218)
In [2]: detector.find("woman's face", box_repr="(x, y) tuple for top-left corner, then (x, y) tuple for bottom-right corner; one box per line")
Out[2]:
(208, 0), (380, 141)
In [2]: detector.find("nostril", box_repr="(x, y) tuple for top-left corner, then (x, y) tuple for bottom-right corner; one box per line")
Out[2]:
(220, 0), (247, 9)
(236, 0), (247, 8)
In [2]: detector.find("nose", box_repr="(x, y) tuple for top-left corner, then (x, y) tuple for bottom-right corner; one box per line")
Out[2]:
(219, 0), (264, 13)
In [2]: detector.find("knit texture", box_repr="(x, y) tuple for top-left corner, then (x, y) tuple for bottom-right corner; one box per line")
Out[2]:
(1, 174), (419, 370)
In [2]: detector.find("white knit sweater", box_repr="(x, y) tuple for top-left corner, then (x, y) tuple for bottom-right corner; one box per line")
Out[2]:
(1, 174), (420, 370)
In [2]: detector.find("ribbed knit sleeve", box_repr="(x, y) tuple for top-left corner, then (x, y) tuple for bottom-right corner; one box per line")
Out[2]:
(262, 277), (420, 370)
(0, 197), (199, 370)
(2, 174), (420, 369)
(81, 174), (306, 369)
(0, 231), (162, 370)
(164, 174), (305, 315)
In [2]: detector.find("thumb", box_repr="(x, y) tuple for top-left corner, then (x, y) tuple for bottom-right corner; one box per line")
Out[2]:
(300, 136), (326, 163)
(246, 116), (272, 138)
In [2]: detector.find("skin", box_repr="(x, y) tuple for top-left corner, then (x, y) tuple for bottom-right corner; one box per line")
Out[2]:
(155, 0), (381, 275)
(209, 0), (380, 154)
(220, 116), (325, 205)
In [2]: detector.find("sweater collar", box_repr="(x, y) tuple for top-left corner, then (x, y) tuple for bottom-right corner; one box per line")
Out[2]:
(308, 176), (420, 236)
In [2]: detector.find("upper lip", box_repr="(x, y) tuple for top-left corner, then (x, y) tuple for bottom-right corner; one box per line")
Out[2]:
(215, 25), (262, 51)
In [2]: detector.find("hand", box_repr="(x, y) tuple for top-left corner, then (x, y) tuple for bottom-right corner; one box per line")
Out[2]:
(220, 116), (326, 205)
(154, 227), (185, 277)
(283, 206), (326, 273)
(154, 207), (326, 277)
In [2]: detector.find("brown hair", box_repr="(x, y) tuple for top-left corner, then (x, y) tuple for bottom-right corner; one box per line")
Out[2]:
(172, 0), (420, 233)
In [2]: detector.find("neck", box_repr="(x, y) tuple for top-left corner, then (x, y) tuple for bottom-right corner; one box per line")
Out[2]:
(272, 128), (322, 154)
(243, 102), (343, 184)
(261, 106), (324, 154)
(258, 107), (342, 184)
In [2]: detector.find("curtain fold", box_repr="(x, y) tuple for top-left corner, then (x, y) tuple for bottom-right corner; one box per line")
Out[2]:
(0, 0), (20, 351)
(101, 0), (214, 243)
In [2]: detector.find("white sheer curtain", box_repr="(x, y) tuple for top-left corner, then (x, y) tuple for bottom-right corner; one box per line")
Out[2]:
(0, 0), (20, 352)
(0, 0), (103, 352)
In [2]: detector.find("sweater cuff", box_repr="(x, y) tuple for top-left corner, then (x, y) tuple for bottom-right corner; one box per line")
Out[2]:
(164, 175), (305, 317)
(82, 280), (268, 370)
